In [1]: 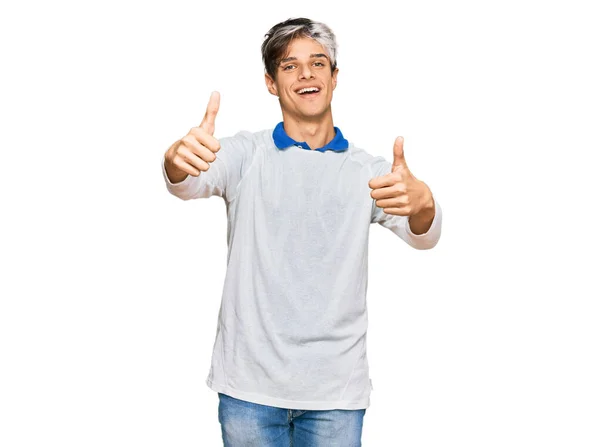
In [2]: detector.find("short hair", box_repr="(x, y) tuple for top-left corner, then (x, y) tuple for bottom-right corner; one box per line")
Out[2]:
(261, 17), (338, 80)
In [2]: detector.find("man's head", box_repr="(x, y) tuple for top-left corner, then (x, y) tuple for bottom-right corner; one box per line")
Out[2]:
(261, 18), (339, 121)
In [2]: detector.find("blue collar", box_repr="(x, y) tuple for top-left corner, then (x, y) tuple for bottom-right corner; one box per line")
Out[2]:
(272, 121), (349, 152)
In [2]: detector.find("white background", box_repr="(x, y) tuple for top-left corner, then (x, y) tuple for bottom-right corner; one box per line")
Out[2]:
(1, 0), (599, 445)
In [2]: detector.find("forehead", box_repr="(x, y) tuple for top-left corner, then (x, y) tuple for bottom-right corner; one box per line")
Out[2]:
(281, 37), (328, 60)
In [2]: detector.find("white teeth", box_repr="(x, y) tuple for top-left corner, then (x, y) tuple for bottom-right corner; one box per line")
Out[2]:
(297, 87), (320, 94)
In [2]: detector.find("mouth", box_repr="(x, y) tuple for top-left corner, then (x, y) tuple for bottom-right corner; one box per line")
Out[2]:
(295, 86), (321, 98)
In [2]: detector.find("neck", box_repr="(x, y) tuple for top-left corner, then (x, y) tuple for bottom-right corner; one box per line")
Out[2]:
(281, 111), (336, 151)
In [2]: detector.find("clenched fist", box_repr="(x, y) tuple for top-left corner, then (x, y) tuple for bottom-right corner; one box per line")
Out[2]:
(164, 91), (221, 183)
(368, 136), (434, 218)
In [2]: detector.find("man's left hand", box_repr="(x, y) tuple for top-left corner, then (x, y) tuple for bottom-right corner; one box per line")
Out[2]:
(368, 136), (434, 217)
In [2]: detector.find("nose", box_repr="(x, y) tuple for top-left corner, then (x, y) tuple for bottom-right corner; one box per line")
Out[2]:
(299, 63), (315, 80)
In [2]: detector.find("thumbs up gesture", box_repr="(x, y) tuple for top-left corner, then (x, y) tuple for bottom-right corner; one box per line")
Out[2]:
(368, 136), (434, 218)
(164, 91), (221, 183)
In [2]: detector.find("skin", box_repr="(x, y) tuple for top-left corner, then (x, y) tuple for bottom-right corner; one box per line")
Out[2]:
(265, 36), (435, 234)
(163, 91), (221, 184)
(369, 136), (436, 234)
(264, 37), (339, 151)
(164, 36), (435, 234)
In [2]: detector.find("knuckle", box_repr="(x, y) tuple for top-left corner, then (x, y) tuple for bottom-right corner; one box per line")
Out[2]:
(175, 152), (187, 163)
(193, 129), (209, 144)
(189, 127), (203, 140)
(198, 159), (210, 171)
(205, 136), (218, 151)
(169, 142), (181, 157)
(173, 158), (186, 172)
(180, 136), (192, 148)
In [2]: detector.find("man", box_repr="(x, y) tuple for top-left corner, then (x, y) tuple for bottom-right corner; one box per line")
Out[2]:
(162, 17), (442, 447)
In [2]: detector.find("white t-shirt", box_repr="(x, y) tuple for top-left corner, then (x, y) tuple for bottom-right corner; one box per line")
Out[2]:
(162, 126), (442, 410)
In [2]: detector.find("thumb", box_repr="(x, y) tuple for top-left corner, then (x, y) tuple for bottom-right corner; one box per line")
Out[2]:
(199, 91), (220, 135)
(392, 136), (407, 172)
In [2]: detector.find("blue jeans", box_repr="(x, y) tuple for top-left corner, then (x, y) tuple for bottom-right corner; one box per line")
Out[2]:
(218, 393), (366, 446)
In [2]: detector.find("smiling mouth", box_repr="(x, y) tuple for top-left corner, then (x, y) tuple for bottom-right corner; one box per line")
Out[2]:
(295, 87), (321, 98)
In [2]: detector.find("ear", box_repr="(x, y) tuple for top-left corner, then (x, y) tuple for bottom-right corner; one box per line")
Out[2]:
(332, 67), (339, 91)
(265, 73), (278, 96)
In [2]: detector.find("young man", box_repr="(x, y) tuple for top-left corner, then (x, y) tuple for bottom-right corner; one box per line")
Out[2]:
(162, 17), (442, 446)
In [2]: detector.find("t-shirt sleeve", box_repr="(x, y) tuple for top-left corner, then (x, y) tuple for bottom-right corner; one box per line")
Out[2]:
(369, 157), (442, 250)
(162, 130), (254, 203)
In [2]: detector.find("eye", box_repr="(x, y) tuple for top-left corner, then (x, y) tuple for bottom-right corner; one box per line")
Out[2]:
(314, 61), (325, 66)
(283, 65), (295, 71)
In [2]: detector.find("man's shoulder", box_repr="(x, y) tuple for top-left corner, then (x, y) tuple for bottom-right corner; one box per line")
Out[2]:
(346, 142), (389, 172)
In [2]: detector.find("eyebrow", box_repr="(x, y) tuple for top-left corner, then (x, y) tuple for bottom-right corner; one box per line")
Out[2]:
(279, 53), (329, 64)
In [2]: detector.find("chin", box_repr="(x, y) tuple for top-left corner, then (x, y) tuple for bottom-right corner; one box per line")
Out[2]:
(298, 104), (329, 114)
(300, 110), (328, 120)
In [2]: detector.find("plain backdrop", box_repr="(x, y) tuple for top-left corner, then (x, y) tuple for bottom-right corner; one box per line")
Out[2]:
(1, 0), (599, 446)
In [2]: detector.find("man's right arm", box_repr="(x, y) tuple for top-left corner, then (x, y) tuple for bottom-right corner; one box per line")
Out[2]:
(162, 91), (225, 200)
(164, 141), (192, 184)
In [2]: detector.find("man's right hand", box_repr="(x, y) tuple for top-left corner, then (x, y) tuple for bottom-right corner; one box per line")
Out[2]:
(164, 91), (221, 183)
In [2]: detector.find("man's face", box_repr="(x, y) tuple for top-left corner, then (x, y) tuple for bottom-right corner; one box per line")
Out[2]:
(265, 37), (338, 121)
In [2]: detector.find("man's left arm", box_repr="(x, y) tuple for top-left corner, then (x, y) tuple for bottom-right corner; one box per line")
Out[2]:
(369, 136), (442, 249)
